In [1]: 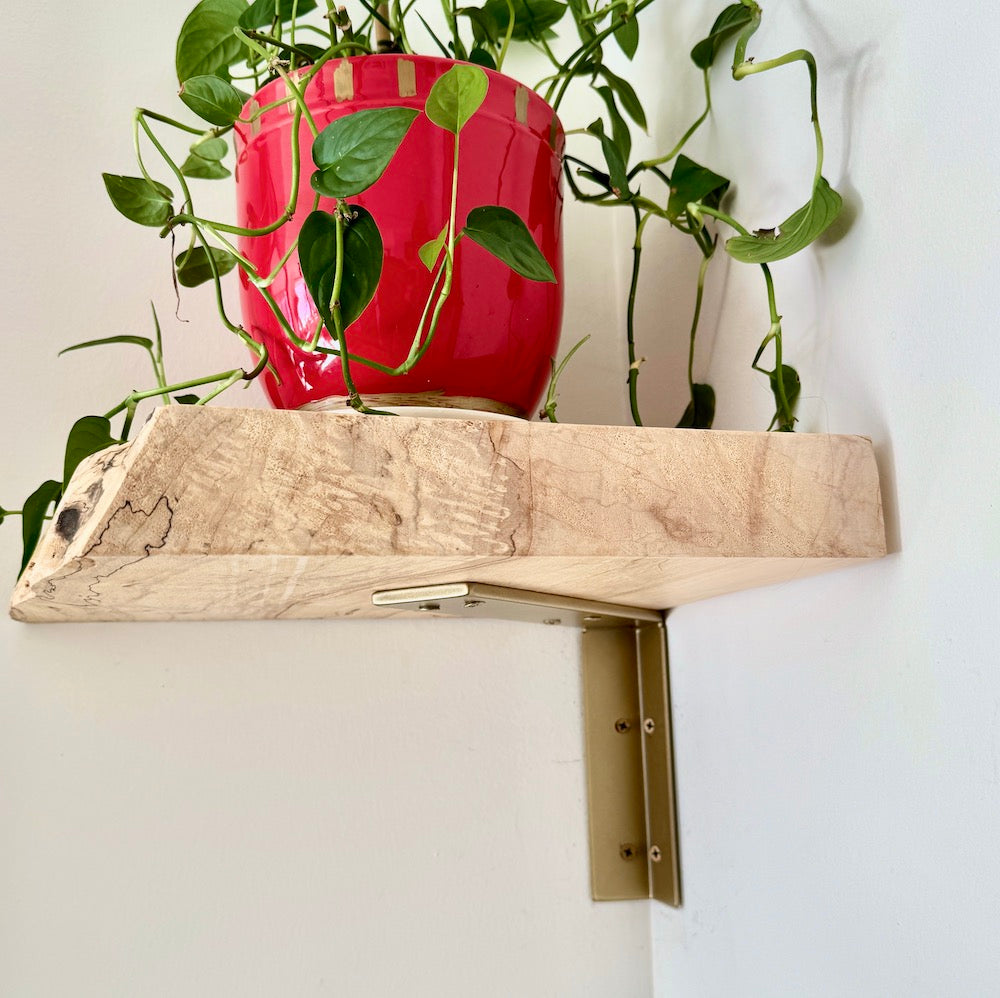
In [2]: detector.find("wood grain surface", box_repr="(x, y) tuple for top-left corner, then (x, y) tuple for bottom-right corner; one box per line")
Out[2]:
(10, 407), (886, 622)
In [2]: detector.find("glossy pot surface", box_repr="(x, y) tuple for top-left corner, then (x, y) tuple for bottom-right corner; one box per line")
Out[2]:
(234, 55), (565, 416)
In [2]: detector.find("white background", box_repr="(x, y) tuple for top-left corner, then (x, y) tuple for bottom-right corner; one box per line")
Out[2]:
(1, 0), (998, 995)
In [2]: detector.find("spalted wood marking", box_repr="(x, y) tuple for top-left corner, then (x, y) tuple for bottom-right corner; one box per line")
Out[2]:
(10, 407), (886, 622)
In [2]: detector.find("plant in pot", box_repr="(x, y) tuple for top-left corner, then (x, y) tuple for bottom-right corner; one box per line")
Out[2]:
(1, 0), (844, 575)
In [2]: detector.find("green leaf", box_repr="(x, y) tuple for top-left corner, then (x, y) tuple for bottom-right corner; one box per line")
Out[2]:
(239, 0), (317, 28)
(468, 46), (497, 70)
(461, 206), (556, 283)
(102, 174), (174, 227)
(181, 135), (231, 178)
(482, 0), (567, 40)
(594, 85), (631, 166)
(418, 225), (449, 272)
(63, 416), (118, 488)
(190, 135), (228, 160)
(459, 5), (501, 45)
(613, 13), (639, 59)
(595, 66), (646, 131)
(668, 154), (730, 222)
(676, 383), (716, 429)
(299, 207), (383, 330)
(59, 335), (155, 357)
(425, 64), (488, 135)
(174, 393), (201, 404)
(311, 107), (418, 198)
(175, 246), (238, 287)
(176, 0), (249, 83)
(19, 480), (61, 578)
(769, 365), (801, 430)
(586, 119), (630, 198)
(690, 3), (754, 69)
(725, 177), (843, 264)
(179, 75), (246, 126)
(181, 154), (230, 179)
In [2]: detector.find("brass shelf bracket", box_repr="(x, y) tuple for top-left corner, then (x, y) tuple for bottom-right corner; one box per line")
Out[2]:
(371, 582), (681, 907)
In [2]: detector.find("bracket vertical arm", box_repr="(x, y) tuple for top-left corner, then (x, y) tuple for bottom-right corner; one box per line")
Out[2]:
(371, 582), (681, 907)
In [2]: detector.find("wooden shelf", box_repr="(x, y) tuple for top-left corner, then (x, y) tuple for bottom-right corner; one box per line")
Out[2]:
(10, 407), (885, 623)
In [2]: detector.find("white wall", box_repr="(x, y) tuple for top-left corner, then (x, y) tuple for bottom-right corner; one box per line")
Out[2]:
(649, 1), (1000, 995)
(2, 0), (998, 995)
(0, 2), (650, 994)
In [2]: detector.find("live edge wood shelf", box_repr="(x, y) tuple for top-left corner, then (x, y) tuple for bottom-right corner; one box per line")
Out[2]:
(10, 406), (886, 623)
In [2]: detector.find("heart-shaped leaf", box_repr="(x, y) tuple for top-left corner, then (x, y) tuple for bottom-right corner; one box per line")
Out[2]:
(690, 3), (754, 70)
(676, 383), (716, 429)
(179, 75), (246, 126)
(613, 13), (639, 59)
(459, 6), (501, 45)
(462, 206), (556, 283)
(468, 46), (497, 70)
(238, 0), (317, 29)
(585, 119), (630, 198)
(311, 107), (418, 198)
(594, 85), (632, 165)
(418, 225), (449, 272)
(175, 245), (238, 287)
(181, 136), (230, 178)
(19, 480), (62, 577)
(190, 136), (228, 161)
(595, 65), (646, 131)
(102, 174), (174, 227)
(175, 0), (249, 84)
(63, 416), (119, 488)
(668, 155), (730, 222)
(181, 154), (230, 179)
(769, 364), (801, 430)
(425, 64), (488, 135)
(725, 177), (843, 264)
(299, 207), (383, 331)
(482, 0), (567, 40)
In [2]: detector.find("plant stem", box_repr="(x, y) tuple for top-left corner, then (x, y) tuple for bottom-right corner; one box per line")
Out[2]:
(541, 334), (590, 422)
(632, 69), (711, 174)
(686, 244), (713, 395)
(626, 206), (652, 426)
(731, 3), (824, 184)
(330, 207), (369, 410)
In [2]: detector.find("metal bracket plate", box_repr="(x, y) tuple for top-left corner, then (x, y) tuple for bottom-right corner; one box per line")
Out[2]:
(371, 582), (681, 907)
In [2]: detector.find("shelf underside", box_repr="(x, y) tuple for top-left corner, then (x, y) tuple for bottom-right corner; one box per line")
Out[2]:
(11, 407), (886, 623)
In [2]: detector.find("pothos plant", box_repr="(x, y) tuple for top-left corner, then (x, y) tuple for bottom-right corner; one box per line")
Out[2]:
(2, 0), (842, 576)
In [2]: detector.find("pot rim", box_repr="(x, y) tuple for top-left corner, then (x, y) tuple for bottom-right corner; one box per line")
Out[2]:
(237, 52), (564, 146)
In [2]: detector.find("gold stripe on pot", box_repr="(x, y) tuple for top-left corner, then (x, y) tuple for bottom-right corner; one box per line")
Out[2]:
(397, 59), (417, 97)
(333, 59), (355, 101)
(515, 85), (529, 125)
(247, 99), (261, 136)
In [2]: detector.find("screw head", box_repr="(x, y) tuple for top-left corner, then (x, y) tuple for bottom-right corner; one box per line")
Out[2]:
(417, 602), (440, 612)
(619, 843), (636, 860)
(643, 718), (656, 734)
(613, 718), (632, 733)
(649, 845), (663, 863)
(542, 618), (562, 626)
(463, 599), (485, 609)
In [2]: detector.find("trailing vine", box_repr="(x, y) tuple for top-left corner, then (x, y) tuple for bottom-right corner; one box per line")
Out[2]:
(2, 0), (843, 575)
